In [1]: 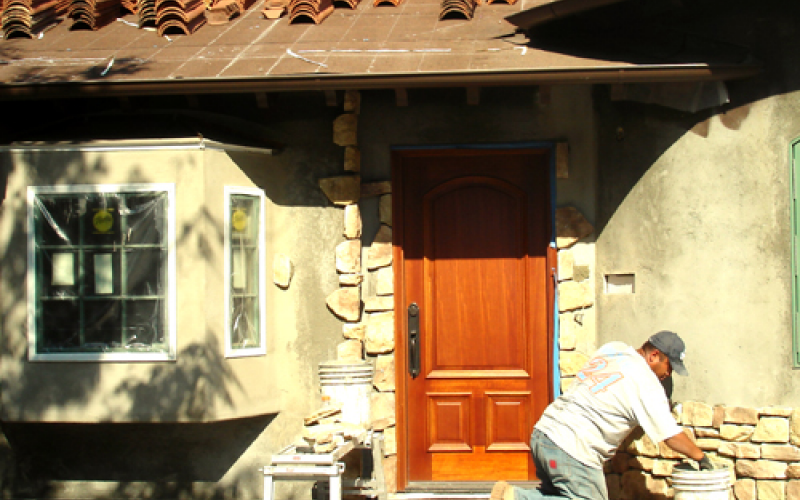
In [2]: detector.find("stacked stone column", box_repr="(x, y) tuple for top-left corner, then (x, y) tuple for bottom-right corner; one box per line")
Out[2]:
(553, 206), (597, 393)
(319, 90), (398, 493)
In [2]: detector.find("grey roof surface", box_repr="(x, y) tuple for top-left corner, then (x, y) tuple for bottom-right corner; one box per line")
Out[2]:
(0, 0), (760, 96)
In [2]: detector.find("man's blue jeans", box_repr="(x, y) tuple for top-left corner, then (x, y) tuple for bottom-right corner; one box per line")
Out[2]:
(513, 430), (609, 500)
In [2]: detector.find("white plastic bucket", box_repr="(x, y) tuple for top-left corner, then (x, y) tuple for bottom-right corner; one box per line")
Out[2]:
(672, 466), (731, 500)
(318, 360), (374, 427)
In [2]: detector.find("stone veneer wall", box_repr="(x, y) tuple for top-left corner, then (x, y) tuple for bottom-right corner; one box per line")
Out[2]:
(608, 402), (800, 500)
(317, 90), (400, 493)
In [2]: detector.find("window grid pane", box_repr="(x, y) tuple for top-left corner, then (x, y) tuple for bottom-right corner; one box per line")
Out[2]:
(32, 190), (170, 355)
(228, 192), (263, 353)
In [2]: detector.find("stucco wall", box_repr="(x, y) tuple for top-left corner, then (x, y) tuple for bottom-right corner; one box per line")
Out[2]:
(595, 87), (800, 407)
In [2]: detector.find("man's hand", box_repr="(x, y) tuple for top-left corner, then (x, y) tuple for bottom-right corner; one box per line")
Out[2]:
(698, 455), (715, 471)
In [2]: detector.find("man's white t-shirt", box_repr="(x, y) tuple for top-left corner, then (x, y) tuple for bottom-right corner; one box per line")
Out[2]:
(535, 342), (682, 469)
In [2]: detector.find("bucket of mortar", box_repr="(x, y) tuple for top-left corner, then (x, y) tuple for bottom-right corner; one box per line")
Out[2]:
(671, 464), (731, 500)
(318, 360), (373, 427)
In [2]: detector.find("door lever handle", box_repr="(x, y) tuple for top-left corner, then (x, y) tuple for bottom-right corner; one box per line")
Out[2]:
(408, 303), (420, 378)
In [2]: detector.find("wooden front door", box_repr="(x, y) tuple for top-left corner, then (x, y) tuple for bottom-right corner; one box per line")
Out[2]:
(393, 148), (554, 487)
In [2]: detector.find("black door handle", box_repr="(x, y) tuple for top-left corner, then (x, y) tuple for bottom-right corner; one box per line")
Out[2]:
(408, 303), (420, 378)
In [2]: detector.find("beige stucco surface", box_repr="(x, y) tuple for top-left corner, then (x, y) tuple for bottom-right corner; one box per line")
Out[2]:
(596, 90), (800, 407)
(0, 140), (284, 422)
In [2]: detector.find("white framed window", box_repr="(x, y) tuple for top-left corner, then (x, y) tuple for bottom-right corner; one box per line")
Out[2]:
(27, 184), (177, 361)
(224, 186), (267, 358)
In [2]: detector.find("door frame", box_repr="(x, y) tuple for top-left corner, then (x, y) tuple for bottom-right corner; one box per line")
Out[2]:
(391, 144), (558, 492)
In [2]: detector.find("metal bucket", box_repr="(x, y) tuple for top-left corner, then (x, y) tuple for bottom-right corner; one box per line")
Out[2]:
(318, 360), (374, 427)
(672, 465), (731, 500)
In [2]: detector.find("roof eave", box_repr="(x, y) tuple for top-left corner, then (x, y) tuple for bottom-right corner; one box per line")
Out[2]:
(0, 63), (762, 100)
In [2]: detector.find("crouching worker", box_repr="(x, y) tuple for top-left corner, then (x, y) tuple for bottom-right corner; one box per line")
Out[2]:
(491, 330), (714, 500)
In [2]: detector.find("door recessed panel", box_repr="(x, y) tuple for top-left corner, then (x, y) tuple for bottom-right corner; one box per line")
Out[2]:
(427, 393), (472, 452)
(424, 178), (528, 374)
(486, 392), (532, 452)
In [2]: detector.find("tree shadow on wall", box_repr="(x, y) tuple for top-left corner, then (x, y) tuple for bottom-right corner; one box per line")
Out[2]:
(0, 150), (275, 499)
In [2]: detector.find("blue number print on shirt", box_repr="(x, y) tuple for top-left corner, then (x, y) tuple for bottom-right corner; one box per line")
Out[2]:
(576, 356), (624, 394)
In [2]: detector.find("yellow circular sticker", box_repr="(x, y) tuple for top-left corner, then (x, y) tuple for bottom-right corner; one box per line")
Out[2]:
(232, 209), (248, 232)
(93, 209), (113, 233)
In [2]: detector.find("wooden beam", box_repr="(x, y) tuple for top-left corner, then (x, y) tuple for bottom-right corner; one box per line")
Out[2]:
(466, 86), (480, 106)
(255, 92), (269, 108)
(537, 85), (551, 106)
(324, 89), (338, 106)
(117, 96), (132, 110)
(395, 88), (408, 107)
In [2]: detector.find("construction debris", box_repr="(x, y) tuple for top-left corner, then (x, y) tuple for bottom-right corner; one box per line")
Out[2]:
(304, 401), (343, 426)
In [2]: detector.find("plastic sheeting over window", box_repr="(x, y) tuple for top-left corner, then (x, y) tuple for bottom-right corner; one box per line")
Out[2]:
(225, 187), (266, 358)
(28, 186), (173, 359)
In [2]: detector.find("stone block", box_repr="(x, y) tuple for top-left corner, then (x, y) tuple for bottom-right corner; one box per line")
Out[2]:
(370, 392), (396, 427)
(337, 340), (363, 361)
(361, 181), (392, 198)
(573, 265), (590, 282)
(756, 480), (785, 500)
(383, 426), (397, 456)
(339, 273), (364, 286)
(734, 478), (756, 500)
(606, 474), (621, 500)
(725, 406), (760, 425)
(368, 225), (393, 269)
(560, 377), (576, 393)
(760, 407), (794, 418)
(735, 460), (788, 480)
(326, 287), (361, 322)
(721, 424), (756, 442)
(344, 90), (361, 114)
(620, 470), (649, 500)
(320, 175), (361, 206)
(787, 465), (800, 479)
(683, 401), (714, 427)
(344, 146), (361, 172)
(651, 459), (676, 477)
(333, 113), (358, 146)
(697, 438), (721, 451)
(382, 455), (397, 494)
(559, 313), (577, 350)
(752, 418), (790, 443)
(555, 206), (594, 249)
(375, 267), (394, 296)
(365, 311), (394, 354)
(336, 240), (361, 274)
(365, 296), (393, 312)
(373, 354), (395, 392)
(558, 250), (574, 281)
(760, 444), (800, 461)
(343, 323), (366, 340)
(718, 442), (760, 459)
(559, 351), (589, 377)
(713, 405), (725, 428)
(628, 433), (659, 458)
(379, 194), (392, 227)
(696, 427), (721, 438)
(608, 452), (631, 473)
(791, 410), (800, 446)
(556, 142), (569, 179)
(787, 481), (800, 499)
(649, 477), (669, 498)
(344, 204), (362, 238)
(273, 253), (294, 289)
(626, 455), (652, 471)
(558, 281), (593, 312)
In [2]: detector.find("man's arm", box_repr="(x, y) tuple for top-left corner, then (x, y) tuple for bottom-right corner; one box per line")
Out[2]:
(663, 431), (704, 461)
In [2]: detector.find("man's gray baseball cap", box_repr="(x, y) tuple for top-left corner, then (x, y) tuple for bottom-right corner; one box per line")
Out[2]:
(649, 330), (688, 376)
